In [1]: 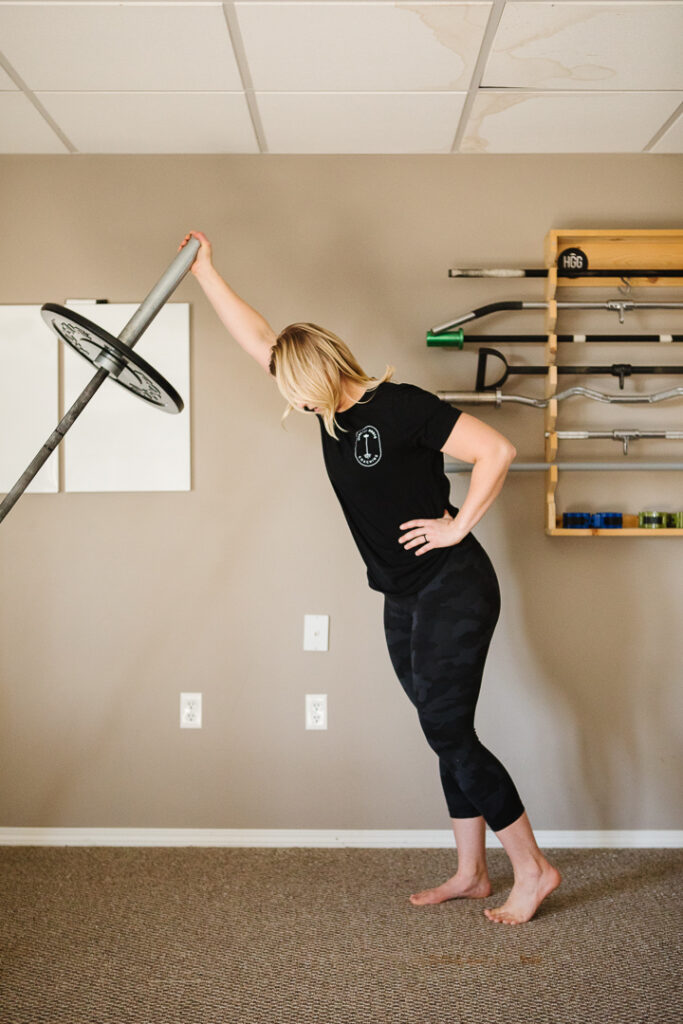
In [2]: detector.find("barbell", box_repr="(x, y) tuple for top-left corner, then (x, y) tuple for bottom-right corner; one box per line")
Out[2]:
(0, 236), (200, 525)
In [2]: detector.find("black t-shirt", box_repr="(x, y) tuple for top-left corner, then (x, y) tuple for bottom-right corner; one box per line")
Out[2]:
(316, 381), (464, 596)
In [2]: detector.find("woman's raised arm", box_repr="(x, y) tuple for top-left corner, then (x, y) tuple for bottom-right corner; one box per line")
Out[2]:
(179, 231), (277, 374)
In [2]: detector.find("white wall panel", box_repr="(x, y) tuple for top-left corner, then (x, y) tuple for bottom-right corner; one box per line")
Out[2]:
(62, 304), (191, 493)
(0, 306), (59, 495)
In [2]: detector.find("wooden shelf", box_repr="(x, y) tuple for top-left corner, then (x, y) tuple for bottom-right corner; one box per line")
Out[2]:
(545, 229), (683, 287)
(556, 275), (683, 288)
(548, 528), (683, 537)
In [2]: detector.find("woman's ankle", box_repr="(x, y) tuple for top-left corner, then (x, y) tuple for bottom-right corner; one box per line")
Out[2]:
(456, 860), (489, 879)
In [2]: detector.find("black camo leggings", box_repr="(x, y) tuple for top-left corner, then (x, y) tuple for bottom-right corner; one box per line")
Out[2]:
(383, 531), (525, 833)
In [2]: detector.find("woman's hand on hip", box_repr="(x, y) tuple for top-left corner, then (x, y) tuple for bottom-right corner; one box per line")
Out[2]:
(398, 509), (466, 556)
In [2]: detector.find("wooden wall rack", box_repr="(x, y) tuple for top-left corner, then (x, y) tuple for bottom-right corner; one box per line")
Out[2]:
(543, 228), (683, 537)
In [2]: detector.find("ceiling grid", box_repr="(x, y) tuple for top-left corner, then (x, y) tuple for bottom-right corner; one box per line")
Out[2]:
(0, 48), (77, 153)
(0, 0), (680, 154)
(221, 2), (269, 153)
(449, 0), (507, 152)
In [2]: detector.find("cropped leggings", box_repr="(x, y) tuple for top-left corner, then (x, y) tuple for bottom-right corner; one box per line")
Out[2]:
(383, 532), (525, 833)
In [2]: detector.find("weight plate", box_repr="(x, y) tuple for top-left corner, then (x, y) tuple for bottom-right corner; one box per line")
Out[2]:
(638, 510), (666, 528)
(591, 512), (623, 528)
(562, 512), (593, 528)
(41, 303), (183, 413)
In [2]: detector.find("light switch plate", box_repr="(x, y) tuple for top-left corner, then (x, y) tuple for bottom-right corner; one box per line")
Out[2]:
(303, 614), (329, 651)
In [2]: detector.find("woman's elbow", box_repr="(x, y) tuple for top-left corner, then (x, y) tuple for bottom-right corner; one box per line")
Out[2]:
(472, 442), (516, 466)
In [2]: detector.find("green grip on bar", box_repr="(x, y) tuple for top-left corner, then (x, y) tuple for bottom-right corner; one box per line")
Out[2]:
(426, 329), (464, 348)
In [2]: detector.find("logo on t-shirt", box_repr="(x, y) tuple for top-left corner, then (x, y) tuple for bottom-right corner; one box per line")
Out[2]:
(355, 426), (382, 467)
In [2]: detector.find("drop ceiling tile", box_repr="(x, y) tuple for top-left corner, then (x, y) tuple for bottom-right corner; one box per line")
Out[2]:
(0, 92), (67, 153)
(257, 91), (466, 152)
(0, 65), (17, 90)
(0, 3), (241, 91)
(651, 111), (683, 152)
(235, 0), (414, 3)
(483, 2), (683, 91)
(461, 90), (683, 152)
(35, 92), (258, 154)
(237, 2), (492, 91)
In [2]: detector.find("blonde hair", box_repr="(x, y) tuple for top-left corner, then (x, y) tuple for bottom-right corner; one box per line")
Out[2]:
(269, 323), (395, 440)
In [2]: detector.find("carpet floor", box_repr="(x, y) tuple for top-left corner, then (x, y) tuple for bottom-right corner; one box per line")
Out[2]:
(0, 846), (681, 1023)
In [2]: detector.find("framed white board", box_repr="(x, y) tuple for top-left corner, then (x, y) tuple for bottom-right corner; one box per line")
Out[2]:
(0, 305), (59, 494)
(62, 302), (191, 492)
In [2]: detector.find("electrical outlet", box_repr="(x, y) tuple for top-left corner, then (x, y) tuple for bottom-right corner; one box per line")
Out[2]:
(180, 692), (202, 729)
(305, 694), (327, 730)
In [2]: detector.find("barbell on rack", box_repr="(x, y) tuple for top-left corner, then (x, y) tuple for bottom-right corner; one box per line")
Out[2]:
(0, 236), (200, 526)
(447, 267), (683, 279)
(436, 385), (683, 408)
(426, 330), (683, 347)
(431, 299), (683, 334)
(444, 460), (683, 473)
(474, 346), (683, 391)
(544, 429), (683, 456)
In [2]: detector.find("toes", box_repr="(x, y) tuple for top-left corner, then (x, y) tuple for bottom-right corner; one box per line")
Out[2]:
(484, 907), (517, 924)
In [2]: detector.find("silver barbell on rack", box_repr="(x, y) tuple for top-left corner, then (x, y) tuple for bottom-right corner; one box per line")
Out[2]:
(431, 300), (683, 333)
(445, 461), (683, 473)
(436, 386), (683, 407)
(544, 429), (683, 456)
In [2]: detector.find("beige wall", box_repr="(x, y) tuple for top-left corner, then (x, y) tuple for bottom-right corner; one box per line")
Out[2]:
(1, 154), (682, 831)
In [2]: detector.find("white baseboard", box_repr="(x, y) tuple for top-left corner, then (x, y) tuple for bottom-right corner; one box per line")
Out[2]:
(0, 828), (680, 848)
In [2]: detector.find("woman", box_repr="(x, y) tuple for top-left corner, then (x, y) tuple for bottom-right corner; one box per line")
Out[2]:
(180, 230), (561, 925)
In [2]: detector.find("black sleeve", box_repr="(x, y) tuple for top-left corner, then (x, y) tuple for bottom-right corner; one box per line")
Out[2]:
(395, 383), (462, 451)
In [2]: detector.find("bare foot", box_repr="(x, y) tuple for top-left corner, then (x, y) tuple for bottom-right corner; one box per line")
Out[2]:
(484, 859), (561, 924)
(409, 871), (492, 905)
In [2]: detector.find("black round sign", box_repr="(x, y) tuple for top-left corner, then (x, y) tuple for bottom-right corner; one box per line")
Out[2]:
(558, 247), (589, 276)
